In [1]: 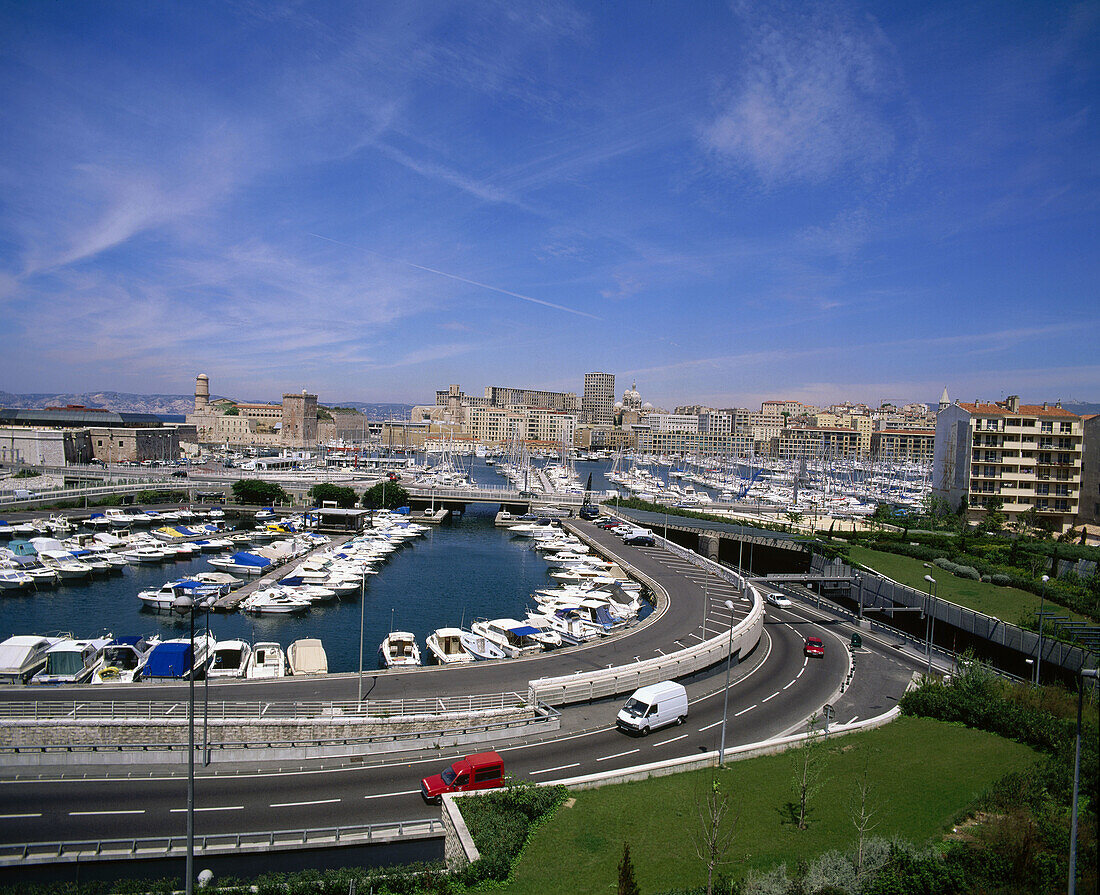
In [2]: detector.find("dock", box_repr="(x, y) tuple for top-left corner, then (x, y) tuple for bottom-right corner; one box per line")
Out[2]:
(211, 534), (353, 612)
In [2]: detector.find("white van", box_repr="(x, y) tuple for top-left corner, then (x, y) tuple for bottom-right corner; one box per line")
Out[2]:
(616, 680), (688, 735)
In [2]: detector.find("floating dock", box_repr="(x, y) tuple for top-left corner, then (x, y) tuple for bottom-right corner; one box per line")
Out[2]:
(211, 534), (353, 611)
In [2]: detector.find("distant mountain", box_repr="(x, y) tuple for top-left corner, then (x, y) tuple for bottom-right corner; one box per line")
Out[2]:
(0, 390), (416, 421)
(1064, 403), (1100, 416)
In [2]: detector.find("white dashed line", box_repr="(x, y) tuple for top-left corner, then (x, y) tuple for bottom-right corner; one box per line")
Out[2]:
(848, 716), (859, 724)
(734, 704), (756, 717)
(654, 734), (688, 747)
(597, 748), (640, 762)
(169, 806), (243, 813)
(70, 810), (145, 816)
(0, 813), (41, 819)
(270, 798), (341, 808)
(529, 763), (580, 776)
(782, 679), (796, 689)
(364, 790), (419, 800)
(761, 691), (779, 703)
(796, 666), (805, 678)
(698, 718), (724, 732)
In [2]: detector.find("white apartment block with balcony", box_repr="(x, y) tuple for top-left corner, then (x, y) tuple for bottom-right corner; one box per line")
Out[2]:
(933, 395), (1083, 532)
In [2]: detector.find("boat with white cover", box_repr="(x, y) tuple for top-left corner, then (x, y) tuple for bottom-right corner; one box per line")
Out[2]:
(245, 641), (286, 679)
(30, 636), (113, 685)
(239, 587), (310, 615)
(287, 638), (328, 675)
(207, 640), (252, 678)
(0, 634), (65, 683)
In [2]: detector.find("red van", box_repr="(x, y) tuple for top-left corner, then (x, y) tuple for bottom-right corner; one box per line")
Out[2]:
(420, 751), (505, 804)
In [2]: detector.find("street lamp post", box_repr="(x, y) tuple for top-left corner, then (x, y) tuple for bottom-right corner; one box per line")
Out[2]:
(718, 598), (736, 765)
(1068, 666), (1098, 895)
(1035, 574), (1049, 685)
(171, 594), (198, 895)
(923, 575), (937, 675)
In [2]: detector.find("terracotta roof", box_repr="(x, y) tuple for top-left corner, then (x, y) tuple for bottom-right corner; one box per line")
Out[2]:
(957, 402), (1078, 419)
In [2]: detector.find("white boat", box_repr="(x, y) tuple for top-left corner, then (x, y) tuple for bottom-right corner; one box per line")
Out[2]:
(208, 551), (273, 576)
(239, 587), (310, 615)
(89, 636), (160, 684)
(0, 634), (65, 683)
(122, 545), (170, 564)
(458, 629), (508, 660)
(30, 636), (113, 685)
(0, 567), (34, 590)
(425, 627), (476, 665)
(207, 639), (252, 678)
(378, 631), (421, 667)
(525, 608), (601, 644)
(287, 638), (328, 675)
(138, 579), (228, 612)
(471, 618), (557, 657)
(245, 641), (286, 679)
(38, 549), (93, 581)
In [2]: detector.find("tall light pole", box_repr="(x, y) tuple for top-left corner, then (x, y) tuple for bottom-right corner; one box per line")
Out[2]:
(172, 594), (198, 895)
(1068, 666), (1098, 895)
(718, 598), (736, 765)
(923, 575), (937, 675)
(1035, 574), (1049, 685)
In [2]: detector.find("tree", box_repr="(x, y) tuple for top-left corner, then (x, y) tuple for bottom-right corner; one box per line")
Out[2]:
(617, 842), (640, 895)
(361, 481), (409, 510)
(231, 479), (290, 506)
(789, 714), (826, 830)
(692, 776), (739, 895)
(849, 762), (880, 887)
(785, 511), (804, 531)
(309, 483), (358, 508)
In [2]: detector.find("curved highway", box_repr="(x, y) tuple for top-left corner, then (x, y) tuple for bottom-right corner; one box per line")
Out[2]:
(0, 522), (918, 849)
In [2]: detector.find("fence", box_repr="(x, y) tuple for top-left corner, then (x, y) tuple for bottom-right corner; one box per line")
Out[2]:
(0, 819), (444, 867)
(812, 555), (1094, 673)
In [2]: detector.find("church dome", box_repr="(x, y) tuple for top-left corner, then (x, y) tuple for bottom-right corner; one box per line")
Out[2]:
(642, 401), (654, 412)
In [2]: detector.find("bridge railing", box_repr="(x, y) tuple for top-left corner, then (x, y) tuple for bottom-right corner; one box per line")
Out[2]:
(0, 693), (531, 722)
(0, 819), (444, 867)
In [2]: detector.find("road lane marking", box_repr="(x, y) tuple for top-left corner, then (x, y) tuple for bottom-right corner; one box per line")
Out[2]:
(0, 813), (41, 819)
(70, 810), (145, 816)
(364, 790), (419, 800)
(762, 691), (779, 703)
(270, 798), (341, 808)
(169, 806), (243, 813)
(529, 763), (580, 776)
(848, 716), (859, 724)
(654, 734), (688, 747)
(597, 748), (640, 762)
(734, 705), (756, 717)
(796, 666), (805, 678)
(782, 679), (796, 689)
(698, 718), (724, 732)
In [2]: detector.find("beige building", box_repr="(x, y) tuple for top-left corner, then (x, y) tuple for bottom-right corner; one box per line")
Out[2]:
(1077, 415), (1099, 528)
(933, 396), (1083, 532)
(186, 374), (321, 449)
(774, 426), (862, 460)
(583, 372), (615, 426)
(871, 429), (935, 464)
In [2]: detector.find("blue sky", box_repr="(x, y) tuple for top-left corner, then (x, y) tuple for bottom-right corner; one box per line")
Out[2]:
(1, 1), (1097, 409)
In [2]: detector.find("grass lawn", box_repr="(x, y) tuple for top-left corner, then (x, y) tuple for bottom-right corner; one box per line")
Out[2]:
(498, 716), (1036, 895)
(847, 545), (1092, 627)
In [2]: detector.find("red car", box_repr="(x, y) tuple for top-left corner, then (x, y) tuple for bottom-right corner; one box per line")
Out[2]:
(804, 636), (824, 658)
(420, 751), (505, 804)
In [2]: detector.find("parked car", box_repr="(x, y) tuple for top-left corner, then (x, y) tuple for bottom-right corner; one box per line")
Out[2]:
(804, 636), (824, 658)
(420, 751), (505, 804)
(623, 533), (655, 547)
(765, 592), (792, 608)
(170, 470), (188, 478)
(578, 504), (599, 520)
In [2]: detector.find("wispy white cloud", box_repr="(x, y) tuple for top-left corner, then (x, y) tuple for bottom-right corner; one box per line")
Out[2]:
(700, 1), (904, 186)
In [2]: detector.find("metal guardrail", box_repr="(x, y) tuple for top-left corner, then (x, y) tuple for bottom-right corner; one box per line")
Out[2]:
(529, 530), (764, 705)
(0, 693), (531, 722)
(0, 819), (444, 866)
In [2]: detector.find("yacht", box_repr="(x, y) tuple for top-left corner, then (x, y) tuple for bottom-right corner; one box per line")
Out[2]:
(89, 636), (160, 684)
(208, 551), (274, 576)
(245, 642), (286, 679)
(138, 579), (227, 612)
(30, 636), (113, 685)
(207, 639), (252, 678)
(0, 566), (34, 591)
(457, 629), (508, 661)
(121, 544), (171, 564)
(139, 634), (215, 681)
(378, 631), (421, 667)
(0, 635), (65, 683)
(38, 549), (94, 581)
(425, 628), (476, 665)
(471, 618), (558, 657)
(287, 638), (328, 675)
(239, 587), (310, 616)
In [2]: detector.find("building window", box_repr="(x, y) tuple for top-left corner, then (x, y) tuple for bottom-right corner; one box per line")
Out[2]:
(1041, 421), (1053, 433)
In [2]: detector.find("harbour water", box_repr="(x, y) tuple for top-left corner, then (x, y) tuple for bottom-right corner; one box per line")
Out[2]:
(0, 457), (654, 676)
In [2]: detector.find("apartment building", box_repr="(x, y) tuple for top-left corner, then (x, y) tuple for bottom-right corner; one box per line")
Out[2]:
(582, 372), (616, 426)
(871, 429), (935, 464)
(1077, 415), (1099, 528)
(933, 395), (1083, 532)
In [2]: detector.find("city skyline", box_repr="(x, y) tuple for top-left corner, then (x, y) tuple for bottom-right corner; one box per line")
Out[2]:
(2, 2), (1098, 409)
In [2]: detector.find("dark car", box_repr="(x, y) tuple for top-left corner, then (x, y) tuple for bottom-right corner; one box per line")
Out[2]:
(170, 470), (188, 478)
(579, 504), (599, 520)
(804, 636), (824, 658)
(624, 533), (655, 547)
